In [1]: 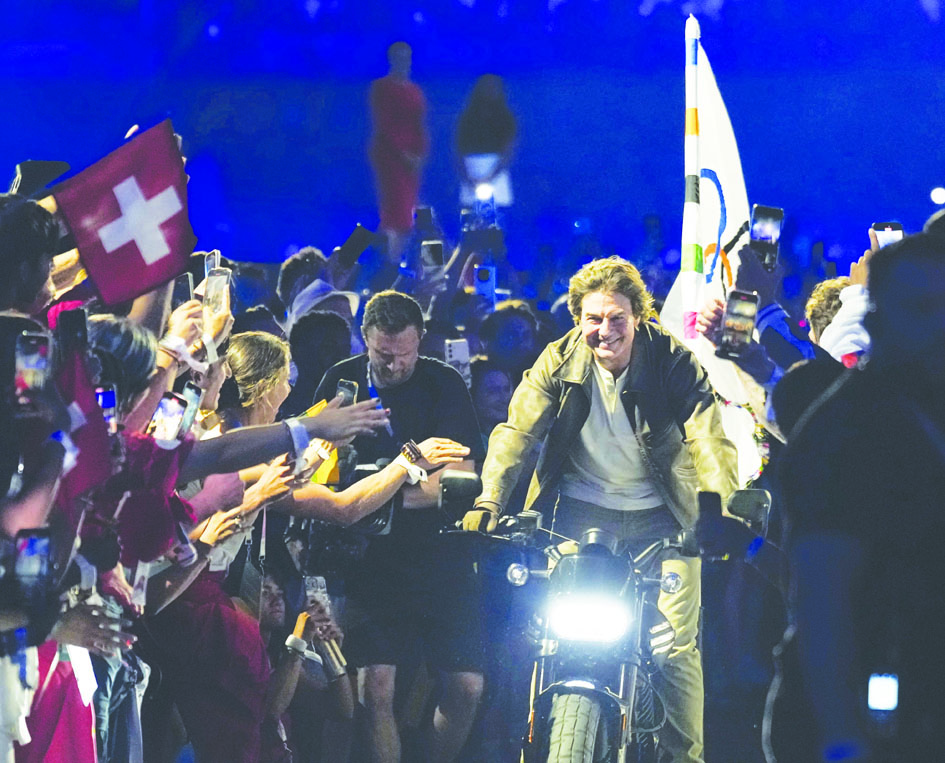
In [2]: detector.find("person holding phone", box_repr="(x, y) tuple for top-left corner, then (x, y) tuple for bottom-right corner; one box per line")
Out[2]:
(455, 74), (517, 209)
(772, 230), (945, 763)
(313, 290), (484, 763)
(144, 331), (299, 763)
(468, 257), (737, 763)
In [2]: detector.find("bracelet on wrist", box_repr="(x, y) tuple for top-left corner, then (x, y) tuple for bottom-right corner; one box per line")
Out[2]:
(285, 634), (308, 656)
(393, 453), (427, 485)
(400, 439), (422, 464)
(159, 336), (209, 375)
(284, 419), (311, 474)
(201, 332), (219, 364)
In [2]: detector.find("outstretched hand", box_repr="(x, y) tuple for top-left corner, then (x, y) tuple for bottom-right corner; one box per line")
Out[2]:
(197, 505), (247, 547)
(304, 395), (390, 441)
(99, 564), (143, 616)
(243, 455), (294, 511)
(415, 437), (470, 470)
(695, 298), (725, 346)
(52, 603), (137, 658)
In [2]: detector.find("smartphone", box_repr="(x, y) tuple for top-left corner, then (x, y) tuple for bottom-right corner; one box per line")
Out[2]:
(871, 222), (904, 249)
(334, 223), (374, 270)
(171, 272), (195, 310)
(420, 240), (445, 269)
(202, 267), (232, 324)
(444, 338), (472, 388)
(96, 386), (119, 435)
(148, 391), (189, 441)
(336, 379), (359, 407)
(715, 290), (759, 360)
(750, 204), (784, 272)
(868, 673), (899, 712)
(14, 332), (50, 405)
(414, 206), (434, 231)
(9, 160), (70, 197)
(179, 381), (202, 435)
(304, 575), (331, 613)
(203, 249), (222, 280)
(14, 529), (51, 604)
(55, 308), (88, 359)
(474, 265), (497, 305)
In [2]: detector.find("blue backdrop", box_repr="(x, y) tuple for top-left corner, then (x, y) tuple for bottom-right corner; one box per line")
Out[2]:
(4, 0), (945, 285)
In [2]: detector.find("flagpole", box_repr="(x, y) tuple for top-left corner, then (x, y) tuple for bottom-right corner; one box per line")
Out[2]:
(681, 14), (702, 339)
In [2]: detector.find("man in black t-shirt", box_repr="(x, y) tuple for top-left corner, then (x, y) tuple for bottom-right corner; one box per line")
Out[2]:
(313, 290), (484, 763)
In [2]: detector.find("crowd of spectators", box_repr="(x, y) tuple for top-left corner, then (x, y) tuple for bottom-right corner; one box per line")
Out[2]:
(2, 74), (944, 762)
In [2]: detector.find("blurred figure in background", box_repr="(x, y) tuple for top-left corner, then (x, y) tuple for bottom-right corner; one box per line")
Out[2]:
(469, 356), (513, 449)
(456, 74), (517, 209)
(478, 299), (539, 384)
(369, 41), (429, 261)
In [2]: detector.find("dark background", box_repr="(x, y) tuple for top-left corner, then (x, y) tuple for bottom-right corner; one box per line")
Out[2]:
(4, 0), (945, 289)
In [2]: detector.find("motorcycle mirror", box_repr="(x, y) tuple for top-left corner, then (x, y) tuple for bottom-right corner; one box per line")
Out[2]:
(438, 470), (483, 521)
(726, 489), (772, 526)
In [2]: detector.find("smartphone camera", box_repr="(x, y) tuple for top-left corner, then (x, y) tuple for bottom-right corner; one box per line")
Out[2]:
(474, 265), (497, 305)
(750, 204), (784, 272)
(715, 290), (759, 360)
(336, 379), (359, 408)
(420, 240), (445, 269)
(871, 222), (904, 249)
(868, 673), (899, 713)
(13, 332), (50, 411)
(148, 393), (188, 443)
(414, 206), (434, 232)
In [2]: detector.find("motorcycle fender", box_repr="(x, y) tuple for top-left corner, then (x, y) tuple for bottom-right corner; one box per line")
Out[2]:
(526, 683), (623, 757)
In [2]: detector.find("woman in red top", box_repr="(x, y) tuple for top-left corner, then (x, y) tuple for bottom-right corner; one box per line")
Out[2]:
(369, 42), (429, 258)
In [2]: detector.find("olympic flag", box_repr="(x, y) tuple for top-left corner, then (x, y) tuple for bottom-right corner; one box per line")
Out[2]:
(661, 15), (765, 485)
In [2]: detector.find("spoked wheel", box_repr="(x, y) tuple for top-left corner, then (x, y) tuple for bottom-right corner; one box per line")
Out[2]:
(545, 693), (608, 763)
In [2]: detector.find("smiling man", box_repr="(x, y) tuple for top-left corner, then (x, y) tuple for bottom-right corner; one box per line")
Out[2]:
(468, 256), (737, 763)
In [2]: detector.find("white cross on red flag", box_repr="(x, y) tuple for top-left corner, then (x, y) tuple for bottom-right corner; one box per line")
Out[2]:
(53, 120), (196, 305)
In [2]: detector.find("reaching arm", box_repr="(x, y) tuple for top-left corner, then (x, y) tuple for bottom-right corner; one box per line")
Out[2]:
(281, 438), (469, 524)
(177, 398), (389, 485)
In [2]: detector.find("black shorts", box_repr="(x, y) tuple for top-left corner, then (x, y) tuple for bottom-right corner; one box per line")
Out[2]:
(343, 529), (485, 674)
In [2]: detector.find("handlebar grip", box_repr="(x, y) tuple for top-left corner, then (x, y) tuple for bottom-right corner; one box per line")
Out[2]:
(679, 529), (701, 558)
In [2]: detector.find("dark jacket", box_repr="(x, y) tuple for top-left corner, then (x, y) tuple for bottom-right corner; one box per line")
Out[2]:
(478, 322), (737, 529)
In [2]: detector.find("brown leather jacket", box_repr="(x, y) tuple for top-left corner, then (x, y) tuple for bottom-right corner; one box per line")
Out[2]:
(478, 323), (738, 530)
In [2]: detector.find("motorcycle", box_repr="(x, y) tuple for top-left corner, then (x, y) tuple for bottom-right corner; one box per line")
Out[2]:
(438, 472), (770, 763)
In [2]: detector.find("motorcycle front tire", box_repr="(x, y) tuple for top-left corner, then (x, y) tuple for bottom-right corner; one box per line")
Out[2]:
(545, 693), (607, 763)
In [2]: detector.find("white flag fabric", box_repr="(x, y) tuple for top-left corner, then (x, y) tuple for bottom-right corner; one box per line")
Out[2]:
(662, 17), (763, 485)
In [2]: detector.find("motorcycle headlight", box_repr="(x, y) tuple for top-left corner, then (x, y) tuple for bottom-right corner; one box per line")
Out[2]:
(547, 593), (631, 643)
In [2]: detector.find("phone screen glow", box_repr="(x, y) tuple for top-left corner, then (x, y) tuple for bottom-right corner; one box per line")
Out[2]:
(868, 673), (899, 712)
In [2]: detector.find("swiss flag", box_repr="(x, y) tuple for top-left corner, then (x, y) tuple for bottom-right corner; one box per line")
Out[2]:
(53, 120), (196, 306)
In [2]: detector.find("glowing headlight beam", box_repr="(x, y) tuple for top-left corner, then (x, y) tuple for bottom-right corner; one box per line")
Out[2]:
(547, 594), (632, 643)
